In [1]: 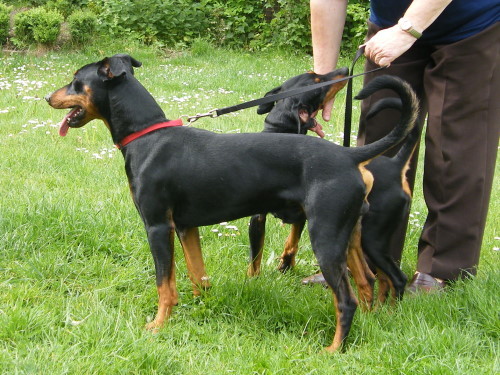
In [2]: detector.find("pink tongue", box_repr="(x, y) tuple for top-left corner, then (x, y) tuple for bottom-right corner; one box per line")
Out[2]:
(59, 108), (78, 136)
(59, 120), (69, 137)
(308, 119), (325, 138)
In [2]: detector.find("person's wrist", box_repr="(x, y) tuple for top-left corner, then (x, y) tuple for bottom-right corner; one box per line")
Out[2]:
(397, 17), (422, 39)
(390, 24), (420, 42)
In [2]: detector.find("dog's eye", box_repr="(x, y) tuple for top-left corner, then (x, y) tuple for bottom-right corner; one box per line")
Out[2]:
(72, 80), (83, 92)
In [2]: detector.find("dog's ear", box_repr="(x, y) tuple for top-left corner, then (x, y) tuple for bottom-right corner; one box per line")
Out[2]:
(98, 54), (142, 81)
(113, 53), (142, 69)
(257, 86), (282, 115)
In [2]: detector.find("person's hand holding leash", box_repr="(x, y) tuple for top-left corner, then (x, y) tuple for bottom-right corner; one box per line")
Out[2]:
(362, 25), (418, 67)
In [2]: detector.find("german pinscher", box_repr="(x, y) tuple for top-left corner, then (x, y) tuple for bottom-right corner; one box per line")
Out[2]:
(46, 54), (417, 352)
(251, 74), (420, 305)
(247, 69), (380, 309)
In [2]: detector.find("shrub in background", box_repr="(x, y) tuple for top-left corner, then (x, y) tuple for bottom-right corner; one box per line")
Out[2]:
(7, 0), (369, 54)
(14, 7), (63, 45)
(87, 0), (211, 47)
(0, 2), (11, 45)
(45, 0), (79, 18)
(259, 0), (310, 51)
(68, 10), (97, 43)
(209, 0), (268, 49)
(343, 2), (370, 52)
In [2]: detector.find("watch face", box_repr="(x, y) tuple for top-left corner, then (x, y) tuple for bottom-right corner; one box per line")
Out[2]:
(400, 19), (411, 31)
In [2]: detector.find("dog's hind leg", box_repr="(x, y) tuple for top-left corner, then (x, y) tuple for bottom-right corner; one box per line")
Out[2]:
(177, 227), (210, 295)
(346, 220), (375, 311)
(306, 192), (362, 352)
(145, 221), (179, 331)
(248, 214), (266, 276)
(315, 244), (357, 352)
(278, 220), (306, 272)
(361, 219), (408, 303)
(376, 270), (393, 305)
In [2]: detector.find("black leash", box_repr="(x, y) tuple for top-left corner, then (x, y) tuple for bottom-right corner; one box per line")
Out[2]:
(343, 47), (366, 147)
(342, 47), (389, 146)
(183, 73), (362, 123)
(184, 48), (386, 133)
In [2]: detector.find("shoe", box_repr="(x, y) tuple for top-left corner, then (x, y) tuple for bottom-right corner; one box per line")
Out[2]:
(302, 272), (327, 286)
(407, 271), (446, 293)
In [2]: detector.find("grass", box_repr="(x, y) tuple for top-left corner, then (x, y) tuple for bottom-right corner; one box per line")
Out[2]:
(0, 41), (498, 374)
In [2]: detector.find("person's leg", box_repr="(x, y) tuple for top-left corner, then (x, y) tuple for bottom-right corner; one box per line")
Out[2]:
(416, 23), (500, 281)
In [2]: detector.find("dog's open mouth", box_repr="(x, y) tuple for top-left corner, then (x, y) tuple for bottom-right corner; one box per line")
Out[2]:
(59, 106), (85, 136)
(299, 109), (325, 138)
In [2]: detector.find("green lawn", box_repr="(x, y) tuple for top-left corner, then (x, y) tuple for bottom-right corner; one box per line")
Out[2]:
(0, 42), (498, 374)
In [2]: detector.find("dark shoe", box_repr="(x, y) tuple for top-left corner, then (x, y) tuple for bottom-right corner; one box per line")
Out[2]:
(302, 272), (327, 286)
(407, 272), (446, 293)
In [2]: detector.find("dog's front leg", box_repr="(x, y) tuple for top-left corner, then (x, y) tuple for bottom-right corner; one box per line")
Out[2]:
(248, 214), (266, 276)
(145, 222), (178, 331)
(177, 227), (210, 295)
(278, 220), (306, 272)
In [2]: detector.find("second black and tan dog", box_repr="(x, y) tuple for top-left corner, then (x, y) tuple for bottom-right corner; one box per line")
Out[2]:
(250, 73), (421, 305)
(46, 54), (418, 352)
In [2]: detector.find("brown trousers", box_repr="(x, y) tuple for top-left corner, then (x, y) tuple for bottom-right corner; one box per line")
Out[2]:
(358, 22), (499, 281)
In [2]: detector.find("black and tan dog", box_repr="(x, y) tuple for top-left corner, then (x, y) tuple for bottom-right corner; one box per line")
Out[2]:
(247, 70), (380, 309)
(251, 74), (421, 305)
(46, 54), (418, 351)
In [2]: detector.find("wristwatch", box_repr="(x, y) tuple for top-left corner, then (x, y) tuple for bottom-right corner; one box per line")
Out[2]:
(398, 18), (422, 39)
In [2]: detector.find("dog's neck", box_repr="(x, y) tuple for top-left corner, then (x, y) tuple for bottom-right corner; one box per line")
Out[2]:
(105, 76), (167, 145)
(262, 111), (307, 135)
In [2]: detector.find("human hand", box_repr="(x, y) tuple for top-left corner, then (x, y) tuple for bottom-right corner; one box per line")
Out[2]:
(363, 25), (418, 67)
(319, 99), (334, 122)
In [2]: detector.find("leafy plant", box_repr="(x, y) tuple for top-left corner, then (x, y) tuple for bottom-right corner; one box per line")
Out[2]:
(209, 0), (269, 48)
(13, 7), (63, 45)
(67, 10), (97, 43)
(343, 2), (370, 53)
(0, 2), (11, 45)
(45, 0), (84, 18)
(260, 0), (311, 52)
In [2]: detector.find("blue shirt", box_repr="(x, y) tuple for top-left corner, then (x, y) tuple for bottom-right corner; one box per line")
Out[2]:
(370, 0), (500, 44)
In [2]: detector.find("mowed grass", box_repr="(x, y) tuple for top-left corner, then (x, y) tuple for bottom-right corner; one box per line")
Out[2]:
(0, 42), (498, 374)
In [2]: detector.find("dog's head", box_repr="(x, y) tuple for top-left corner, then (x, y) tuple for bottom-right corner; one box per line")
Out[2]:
(45, 54), (142, 136)
(258, 67), (349, 137)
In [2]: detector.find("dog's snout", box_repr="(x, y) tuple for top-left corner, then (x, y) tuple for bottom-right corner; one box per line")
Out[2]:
(45, 93), (52, 103)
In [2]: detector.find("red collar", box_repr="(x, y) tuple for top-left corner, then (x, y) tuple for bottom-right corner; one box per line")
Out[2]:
(115, 119), (184, 149)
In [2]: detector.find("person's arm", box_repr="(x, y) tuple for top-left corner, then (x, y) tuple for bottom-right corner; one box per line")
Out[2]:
(364, 0), (453, 66)
(311, 0), (348, 120)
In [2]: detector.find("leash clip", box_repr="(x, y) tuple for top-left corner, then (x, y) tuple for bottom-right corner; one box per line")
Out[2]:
(182, 109), (218, 124)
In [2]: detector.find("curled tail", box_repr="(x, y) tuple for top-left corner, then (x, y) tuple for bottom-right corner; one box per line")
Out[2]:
(349, 75), (419, 164)
(365, 96), (422, 169)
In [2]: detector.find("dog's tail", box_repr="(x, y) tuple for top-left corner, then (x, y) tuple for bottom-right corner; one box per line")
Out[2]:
(348, 75), (419, 164)
(365, 96), (422, 169)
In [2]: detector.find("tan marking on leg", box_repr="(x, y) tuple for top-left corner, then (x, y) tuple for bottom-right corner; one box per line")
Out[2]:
(401, 159), (413, 197)
(146, 229), (178, 331)
(347, 220), (374, 311)
(358, 161), (374, 197)
(376, 269), (392, 305)
(277, 223), (302, 270)
(145, 275), (178, 331)
(325, 286), (356, 353)
(325, 294), (343, 352)
(247, 215), (267, 276)
(178, 227), (210, 295)
(247, 252), (263, 276)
